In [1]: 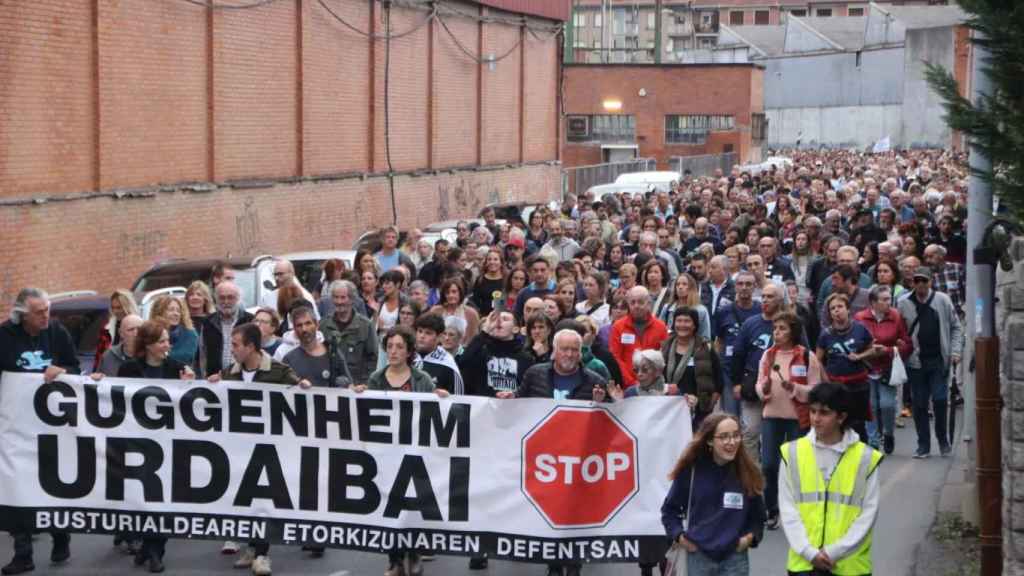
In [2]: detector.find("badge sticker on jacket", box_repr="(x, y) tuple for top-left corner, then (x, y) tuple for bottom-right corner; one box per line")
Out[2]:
(620, 333), (636, 345)
(723, 492), (744, 510)
(791, 365), (808, 378)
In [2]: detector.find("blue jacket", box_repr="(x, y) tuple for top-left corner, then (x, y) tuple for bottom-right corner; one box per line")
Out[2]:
(661, 456), (766, 562)
(168, 325), (198, 367)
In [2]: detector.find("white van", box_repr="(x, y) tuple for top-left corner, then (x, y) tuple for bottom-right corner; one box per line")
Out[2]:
(587, 182), (653, 204)
(613, 171), (682, 192)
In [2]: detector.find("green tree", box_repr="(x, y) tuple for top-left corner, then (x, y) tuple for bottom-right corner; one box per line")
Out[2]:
(924, 0), (1024, 220)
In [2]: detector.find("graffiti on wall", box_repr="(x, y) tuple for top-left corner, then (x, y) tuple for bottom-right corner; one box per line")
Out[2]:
(236, 197), (262, 255)
(119, 230), (168, 263)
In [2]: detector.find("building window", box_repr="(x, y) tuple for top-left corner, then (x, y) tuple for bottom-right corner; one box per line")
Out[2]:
(751, 113), (767, 141)
(567, 115), (636, 143)
(755, 10), (770, 24)
(574, 12), (586, 28)
(790, 8), (807, 17)
(594, 13), (602, 27)
(613, 8), (637, 35)
(816, 8), (833, 17)
(698, 36), (717, 48)
(729, 11), (744, 25)
(848, 7), (865, 16)
(593, 39), (602, 49)
(665, 115), (735, 145)
(647, 12), (656, 29)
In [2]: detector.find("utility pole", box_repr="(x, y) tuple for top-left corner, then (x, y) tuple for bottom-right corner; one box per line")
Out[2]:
(964, 34), (1001, 576)
(654, 0), (663, 64)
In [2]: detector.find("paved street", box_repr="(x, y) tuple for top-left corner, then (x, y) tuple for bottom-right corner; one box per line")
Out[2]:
(1, 423), (951, 576)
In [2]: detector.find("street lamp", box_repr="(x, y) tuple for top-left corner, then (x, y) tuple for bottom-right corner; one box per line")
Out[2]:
(602, 99), (623, 112)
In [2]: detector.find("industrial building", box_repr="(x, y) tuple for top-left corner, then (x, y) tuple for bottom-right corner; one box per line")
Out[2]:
(719, 3), (970, 148)
(561, 63), (765, 167)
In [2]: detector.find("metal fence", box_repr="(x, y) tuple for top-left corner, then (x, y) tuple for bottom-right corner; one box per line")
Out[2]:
(669, 153), (738, 178)
(561, 158), (657, 200)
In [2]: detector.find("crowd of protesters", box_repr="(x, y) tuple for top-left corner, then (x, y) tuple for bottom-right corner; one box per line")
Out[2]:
(0, 147), (969, 576)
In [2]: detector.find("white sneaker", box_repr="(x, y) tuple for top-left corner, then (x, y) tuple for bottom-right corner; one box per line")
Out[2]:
(251, 555), (272, 576)
(222, 540), (240, 555)
(234, 547), (255, 568)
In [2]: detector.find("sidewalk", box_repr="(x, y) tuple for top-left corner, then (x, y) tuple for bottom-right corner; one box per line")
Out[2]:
(912, 408), (980, 576)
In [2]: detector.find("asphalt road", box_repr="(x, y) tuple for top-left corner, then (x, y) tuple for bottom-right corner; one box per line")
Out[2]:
(0, 423), (951, 576)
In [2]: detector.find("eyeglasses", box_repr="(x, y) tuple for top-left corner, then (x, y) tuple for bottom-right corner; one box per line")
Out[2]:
(713, 432), (743, 443)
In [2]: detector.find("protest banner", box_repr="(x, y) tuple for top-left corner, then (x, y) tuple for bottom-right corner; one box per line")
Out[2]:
(0, 373), (690, 563)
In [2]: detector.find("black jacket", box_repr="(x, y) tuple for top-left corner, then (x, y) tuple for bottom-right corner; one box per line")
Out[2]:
(117, 357), (188, 380)
(515, 361), (607, 400)
(0, 319), (79, 375)
(700, 279), (735, 317)
(202, 310), (255, 376)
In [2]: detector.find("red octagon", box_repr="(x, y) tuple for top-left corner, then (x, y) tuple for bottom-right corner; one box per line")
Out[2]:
(521, 406), (639, 529)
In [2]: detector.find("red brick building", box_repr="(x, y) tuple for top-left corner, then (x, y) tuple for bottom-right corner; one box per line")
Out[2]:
(0, 0), (566, 307)
(561, 63), (764, 167)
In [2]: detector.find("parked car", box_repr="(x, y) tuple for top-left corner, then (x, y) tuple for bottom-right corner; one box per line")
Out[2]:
(587, 182), (653, 203)
(613, 171), (682, 192)
(252, 250), (357, 303)
(50, 291), (108, 374)
(132, 257), (259, 311)
(739, 156), (793, 176)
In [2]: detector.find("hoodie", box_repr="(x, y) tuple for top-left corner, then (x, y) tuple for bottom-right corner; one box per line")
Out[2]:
(778, 428), (880, 565)
(457, 332), (534, 396)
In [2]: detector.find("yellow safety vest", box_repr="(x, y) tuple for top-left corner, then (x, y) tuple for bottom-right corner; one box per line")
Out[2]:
(780, 436), (882, 576)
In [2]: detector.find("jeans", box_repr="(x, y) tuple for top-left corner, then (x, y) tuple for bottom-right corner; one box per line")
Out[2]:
(250, 540), (270, 556)
(720, 366), (741, 417)
(12, 531), (70, 561)
(866, 377), (898, 448)
(909, 357), (950, 454)
(687, 549), (750, 576)
(740, 401), (763, 464)
(761, 417), (801, 515)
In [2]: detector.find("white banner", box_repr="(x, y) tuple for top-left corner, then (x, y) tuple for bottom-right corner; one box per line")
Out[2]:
(0, 372), (691, 563)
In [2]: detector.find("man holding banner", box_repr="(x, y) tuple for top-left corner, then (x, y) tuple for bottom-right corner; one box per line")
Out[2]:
(0, 288), (78, 575)
(217, 322), (309, 575)
(498, 329), (609, 576)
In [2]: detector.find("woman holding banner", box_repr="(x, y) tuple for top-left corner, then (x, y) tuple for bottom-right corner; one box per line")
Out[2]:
(116, 320), (195, 573)
(354, 325), (449, 576)
(661, 413), (766, 576)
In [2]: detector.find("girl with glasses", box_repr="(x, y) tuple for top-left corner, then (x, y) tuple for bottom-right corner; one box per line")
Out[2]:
(661, 413), (766, 576)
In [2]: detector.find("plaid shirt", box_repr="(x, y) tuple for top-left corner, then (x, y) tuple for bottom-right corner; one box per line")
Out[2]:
(932, 263), (965, 315)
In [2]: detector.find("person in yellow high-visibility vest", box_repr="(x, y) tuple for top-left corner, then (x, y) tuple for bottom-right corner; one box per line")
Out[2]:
(779, 381), (882, 576)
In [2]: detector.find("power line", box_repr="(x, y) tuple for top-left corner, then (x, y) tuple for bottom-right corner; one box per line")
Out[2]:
(174, 0), (283, 9)
(315, 0), (436, 40)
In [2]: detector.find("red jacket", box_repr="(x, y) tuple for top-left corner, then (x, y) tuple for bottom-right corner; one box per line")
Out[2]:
(609, 313), (669, 387)
(853, 307), (912, 376)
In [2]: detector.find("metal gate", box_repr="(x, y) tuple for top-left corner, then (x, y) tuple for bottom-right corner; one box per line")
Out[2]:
(669, 153), (738, 178)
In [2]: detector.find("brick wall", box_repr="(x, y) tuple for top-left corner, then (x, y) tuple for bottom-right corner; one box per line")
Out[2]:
(0, 0), (562, 308)
(0, 165), (561, 308)
(562, 64), (762, 168)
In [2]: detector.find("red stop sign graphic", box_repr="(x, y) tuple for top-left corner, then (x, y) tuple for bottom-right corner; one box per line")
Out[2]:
(521, 406), (639, 529)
